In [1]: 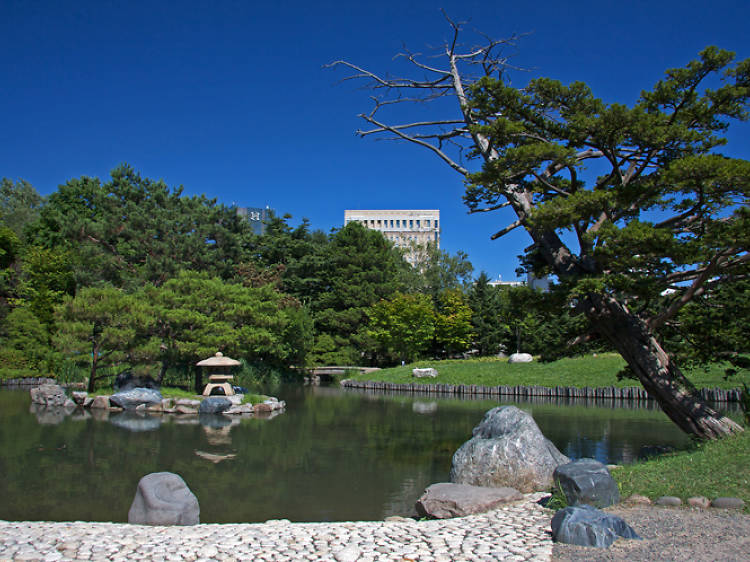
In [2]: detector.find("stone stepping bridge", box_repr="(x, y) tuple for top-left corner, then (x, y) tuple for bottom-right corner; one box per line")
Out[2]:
(0, 493), (552, 561)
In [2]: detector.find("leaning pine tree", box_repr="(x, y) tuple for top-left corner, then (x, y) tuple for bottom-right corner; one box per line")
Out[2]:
(331, 16), (749, 439)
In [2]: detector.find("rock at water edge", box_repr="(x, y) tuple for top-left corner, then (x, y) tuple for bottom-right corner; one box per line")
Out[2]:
(128, 472), (199, 525)
(450, 406), (569, 492)
(30, 384), (72, 407)
(198, 397), (232, 415)
(110, 388), (163, 410)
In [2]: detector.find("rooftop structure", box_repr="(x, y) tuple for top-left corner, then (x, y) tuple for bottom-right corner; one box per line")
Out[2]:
(489, 274), (550, 292)
(237, 206), (273, 235)
(344, 209), (440, 266)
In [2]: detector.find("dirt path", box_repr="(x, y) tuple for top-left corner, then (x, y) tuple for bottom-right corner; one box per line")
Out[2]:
(552, 505), (750, 561)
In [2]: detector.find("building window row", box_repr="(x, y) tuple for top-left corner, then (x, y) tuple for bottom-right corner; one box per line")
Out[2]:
(352, 218), (438, 230)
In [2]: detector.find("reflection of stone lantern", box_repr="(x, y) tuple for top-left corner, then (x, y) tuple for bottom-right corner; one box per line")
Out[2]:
(196, 352), (240, 396)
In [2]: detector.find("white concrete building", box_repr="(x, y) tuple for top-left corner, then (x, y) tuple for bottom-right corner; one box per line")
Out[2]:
(344, 209), (440, 266)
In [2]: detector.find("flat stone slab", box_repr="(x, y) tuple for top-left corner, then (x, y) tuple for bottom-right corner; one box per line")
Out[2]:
(416, 482), (523, 518)
(0, 493), (553, 561)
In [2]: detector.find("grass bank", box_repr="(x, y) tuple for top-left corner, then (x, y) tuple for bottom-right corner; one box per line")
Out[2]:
(612, 430), (750, 512)
(345, 354), (741, 391)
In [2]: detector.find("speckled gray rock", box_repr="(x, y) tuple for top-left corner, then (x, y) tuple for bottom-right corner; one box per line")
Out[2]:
(553, 458), (619, 508)
(110, 388), (163, 410)
(450, 406), (569, 492)
(655, 496), (683, 506)
(711, 497), (745, 509)
(415, 482), (522, 519)
(30, 384), (73, 407)
(128, 472), (199, 526)
(198, 396), (232, 414)
(412, 368), (438, 378)
(551, 505), (641, 548)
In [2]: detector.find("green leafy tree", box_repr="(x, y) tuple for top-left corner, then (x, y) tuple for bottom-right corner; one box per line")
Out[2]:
(335, 21), (748, 438)
(0, 306), (53, 379)
(367, 293), (435, 363)
(661, 275), (750, 377)
(54, 286), (147, 392)
(407, 244), (474, 303)
(493, 284), (591, 359)
(18, 246), (76, 328)
(140, 271), (303, 390)
(311, 222), (410, 364)
(434, 288), (474, 357)
(0, 227), (21, 315)
(31, 165), (252, 289)
(467, 272), (506, 356)
(0, 178), (44, 239)
(250, 214), (329, 305)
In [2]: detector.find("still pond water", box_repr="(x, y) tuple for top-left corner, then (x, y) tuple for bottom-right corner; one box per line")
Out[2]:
(0, 385), (735, 523)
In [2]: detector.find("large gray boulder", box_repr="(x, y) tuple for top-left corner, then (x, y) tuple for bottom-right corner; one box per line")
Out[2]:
(415, 482), (522, 519)
(114, 372), (159, 392)
(128, 472), (199, 525)
(110, 388), (163, 410)
(553, 458), (619, 508)
(551, 505), (641, 548)
(30, 384), (74, 408)
(198, 397), (232, 415)
(508, 353), (533, 363)
(450, 406), (569, 492)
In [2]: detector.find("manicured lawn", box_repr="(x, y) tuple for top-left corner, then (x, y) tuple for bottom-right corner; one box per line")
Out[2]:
(612, 430), (750, 511)
(345, 354), (742, 391)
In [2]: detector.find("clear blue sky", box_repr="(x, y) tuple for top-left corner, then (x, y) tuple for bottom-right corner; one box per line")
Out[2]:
(2, 0), (748, 281)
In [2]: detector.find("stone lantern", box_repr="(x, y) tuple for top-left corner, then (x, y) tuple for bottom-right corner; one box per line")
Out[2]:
(196, 352), (240, 396)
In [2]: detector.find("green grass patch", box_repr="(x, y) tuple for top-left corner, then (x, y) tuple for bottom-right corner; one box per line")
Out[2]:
(241, 393), (270, 405)
(346, 354), (741, 391)
(612, 430), (750, 511)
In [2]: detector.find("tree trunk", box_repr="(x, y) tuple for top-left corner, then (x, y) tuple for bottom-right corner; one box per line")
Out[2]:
(87, 343), (99, 393)
(157, 360), (168, 386)
(194, 367), (203, 395)
(582, 293), (743, 439)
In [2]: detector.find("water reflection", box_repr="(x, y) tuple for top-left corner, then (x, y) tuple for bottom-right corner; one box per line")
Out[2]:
(0, 385), (739, 524)
(108, 411), (161, 432)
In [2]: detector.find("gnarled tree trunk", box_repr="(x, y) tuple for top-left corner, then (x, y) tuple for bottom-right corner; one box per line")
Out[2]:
(582, 293), (743, 439)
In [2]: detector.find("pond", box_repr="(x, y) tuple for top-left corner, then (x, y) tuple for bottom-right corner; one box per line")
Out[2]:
(0, 385), (736, 523)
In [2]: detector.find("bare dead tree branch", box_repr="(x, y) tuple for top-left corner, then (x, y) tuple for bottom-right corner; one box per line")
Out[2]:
(491, 219), (523, 239)
(468, 201), (511, 213)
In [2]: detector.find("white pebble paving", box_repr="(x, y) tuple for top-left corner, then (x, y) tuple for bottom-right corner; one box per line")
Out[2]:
(0, 493), (552, 562)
